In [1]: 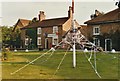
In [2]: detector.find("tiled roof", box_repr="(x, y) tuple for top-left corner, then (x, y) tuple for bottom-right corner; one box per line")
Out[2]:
(19, 19), (30, 27)
(14, 19), (30, 28)
(84, 8), (120, 25)
(22, 17), (69, 29)
(13, 19), (31, 32)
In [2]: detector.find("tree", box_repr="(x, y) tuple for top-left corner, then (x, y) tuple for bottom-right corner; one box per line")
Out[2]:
(11, 28), (21, 48)
(2, 26), (13, 47)
(1, 26), (21, 48)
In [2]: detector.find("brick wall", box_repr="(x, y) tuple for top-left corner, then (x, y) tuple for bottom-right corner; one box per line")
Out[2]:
(38, 26), (63, 49)
(87, 22), (120, 50)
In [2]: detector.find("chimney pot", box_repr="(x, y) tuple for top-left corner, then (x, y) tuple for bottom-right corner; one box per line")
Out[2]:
(39, 11), (46, 21)
(68, 6), (73, 18)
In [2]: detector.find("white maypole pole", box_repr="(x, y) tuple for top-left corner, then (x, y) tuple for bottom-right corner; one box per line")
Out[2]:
(73, 40), (76, 68)
(72, 0), (76, 68)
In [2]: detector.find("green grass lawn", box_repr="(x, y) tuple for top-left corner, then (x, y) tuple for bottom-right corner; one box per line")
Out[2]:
(1, 50), (120, 79)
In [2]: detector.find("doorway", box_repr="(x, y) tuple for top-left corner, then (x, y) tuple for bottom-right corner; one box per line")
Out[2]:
(45, 38), (49, 49)
(105, 39), (112, 51)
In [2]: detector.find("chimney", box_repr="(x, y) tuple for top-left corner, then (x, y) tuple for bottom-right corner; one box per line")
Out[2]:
(90, 10), (103, 19)
(95, 10), (99, 16)
(38, 11), (46, 21)
(68, 6), (73, 18)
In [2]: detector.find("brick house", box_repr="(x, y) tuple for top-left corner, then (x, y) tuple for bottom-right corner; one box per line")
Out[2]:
(13, 19), (31, 48)
(21, 6), (81, 49)
(84, 8), (120, 51)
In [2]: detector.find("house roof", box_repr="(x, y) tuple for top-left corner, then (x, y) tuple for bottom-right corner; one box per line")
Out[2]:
(84, 8), (120, 25)
(13, 19), (31, 31)
(22, 17), (69, 29)
(14, 19), (30, 27)
(19, 19), (30, 27)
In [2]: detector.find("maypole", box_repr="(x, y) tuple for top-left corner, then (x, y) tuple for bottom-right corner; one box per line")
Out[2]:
(72, 0), (76, 68)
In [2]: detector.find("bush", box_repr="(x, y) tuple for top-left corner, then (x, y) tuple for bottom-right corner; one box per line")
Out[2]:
(2, 47), (12, 61)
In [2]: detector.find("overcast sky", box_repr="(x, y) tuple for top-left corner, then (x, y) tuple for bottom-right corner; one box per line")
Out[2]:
(0, 0), (118, 26)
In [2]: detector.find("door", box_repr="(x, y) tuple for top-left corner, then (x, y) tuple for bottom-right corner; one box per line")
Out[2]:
(45, 38), (49, 49)
(105, 39), (112, 51)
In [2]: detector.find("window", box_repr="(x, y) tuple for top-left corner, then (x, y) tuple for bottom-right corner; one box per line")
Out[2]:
(52, 38), (58, 45)
(93, 25), (100, 35)
(53, 26), (58, 34)
(25, 38), (29, 46)
(94, 38), (100, 46)
(37, 37), (41, 45)
(37, 27), (41, 34)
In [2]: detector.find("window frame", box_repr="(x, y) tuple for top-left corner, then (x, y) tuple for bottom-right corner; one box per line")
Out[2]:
(53, 26), (58, 34)
(52, 38), (58, 45)
(37, 37), (41, 45)
(93, 38), (100, 46)
(25, 38), (29, 46)
(93, 25), (100, 35)
(37, 27), (42, 34)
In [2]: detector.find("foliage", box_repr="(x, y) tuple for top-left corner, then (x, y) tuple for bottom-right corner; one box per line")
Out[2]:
(2, 26), (13, 47)
(2, 26), (21, 48)
(1, 46), (12, 61)
(102, 29), (120, 51)
(26, 28), (37, 49)
(12, 28), (21, 48)
(110, 30), (120, 50)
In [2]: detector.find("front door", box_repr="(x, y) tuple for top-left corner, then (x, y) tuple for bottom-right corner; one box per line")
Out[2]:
(45, 38), (49, 49)
(105, 39), (112, 51)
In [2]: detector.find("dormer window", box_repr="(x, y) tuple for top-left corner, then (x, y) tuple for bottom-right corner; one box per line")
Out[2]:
(53, 26), (58, 34)
(37, 27), (41, 34)
(93, 25), (100, 35)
